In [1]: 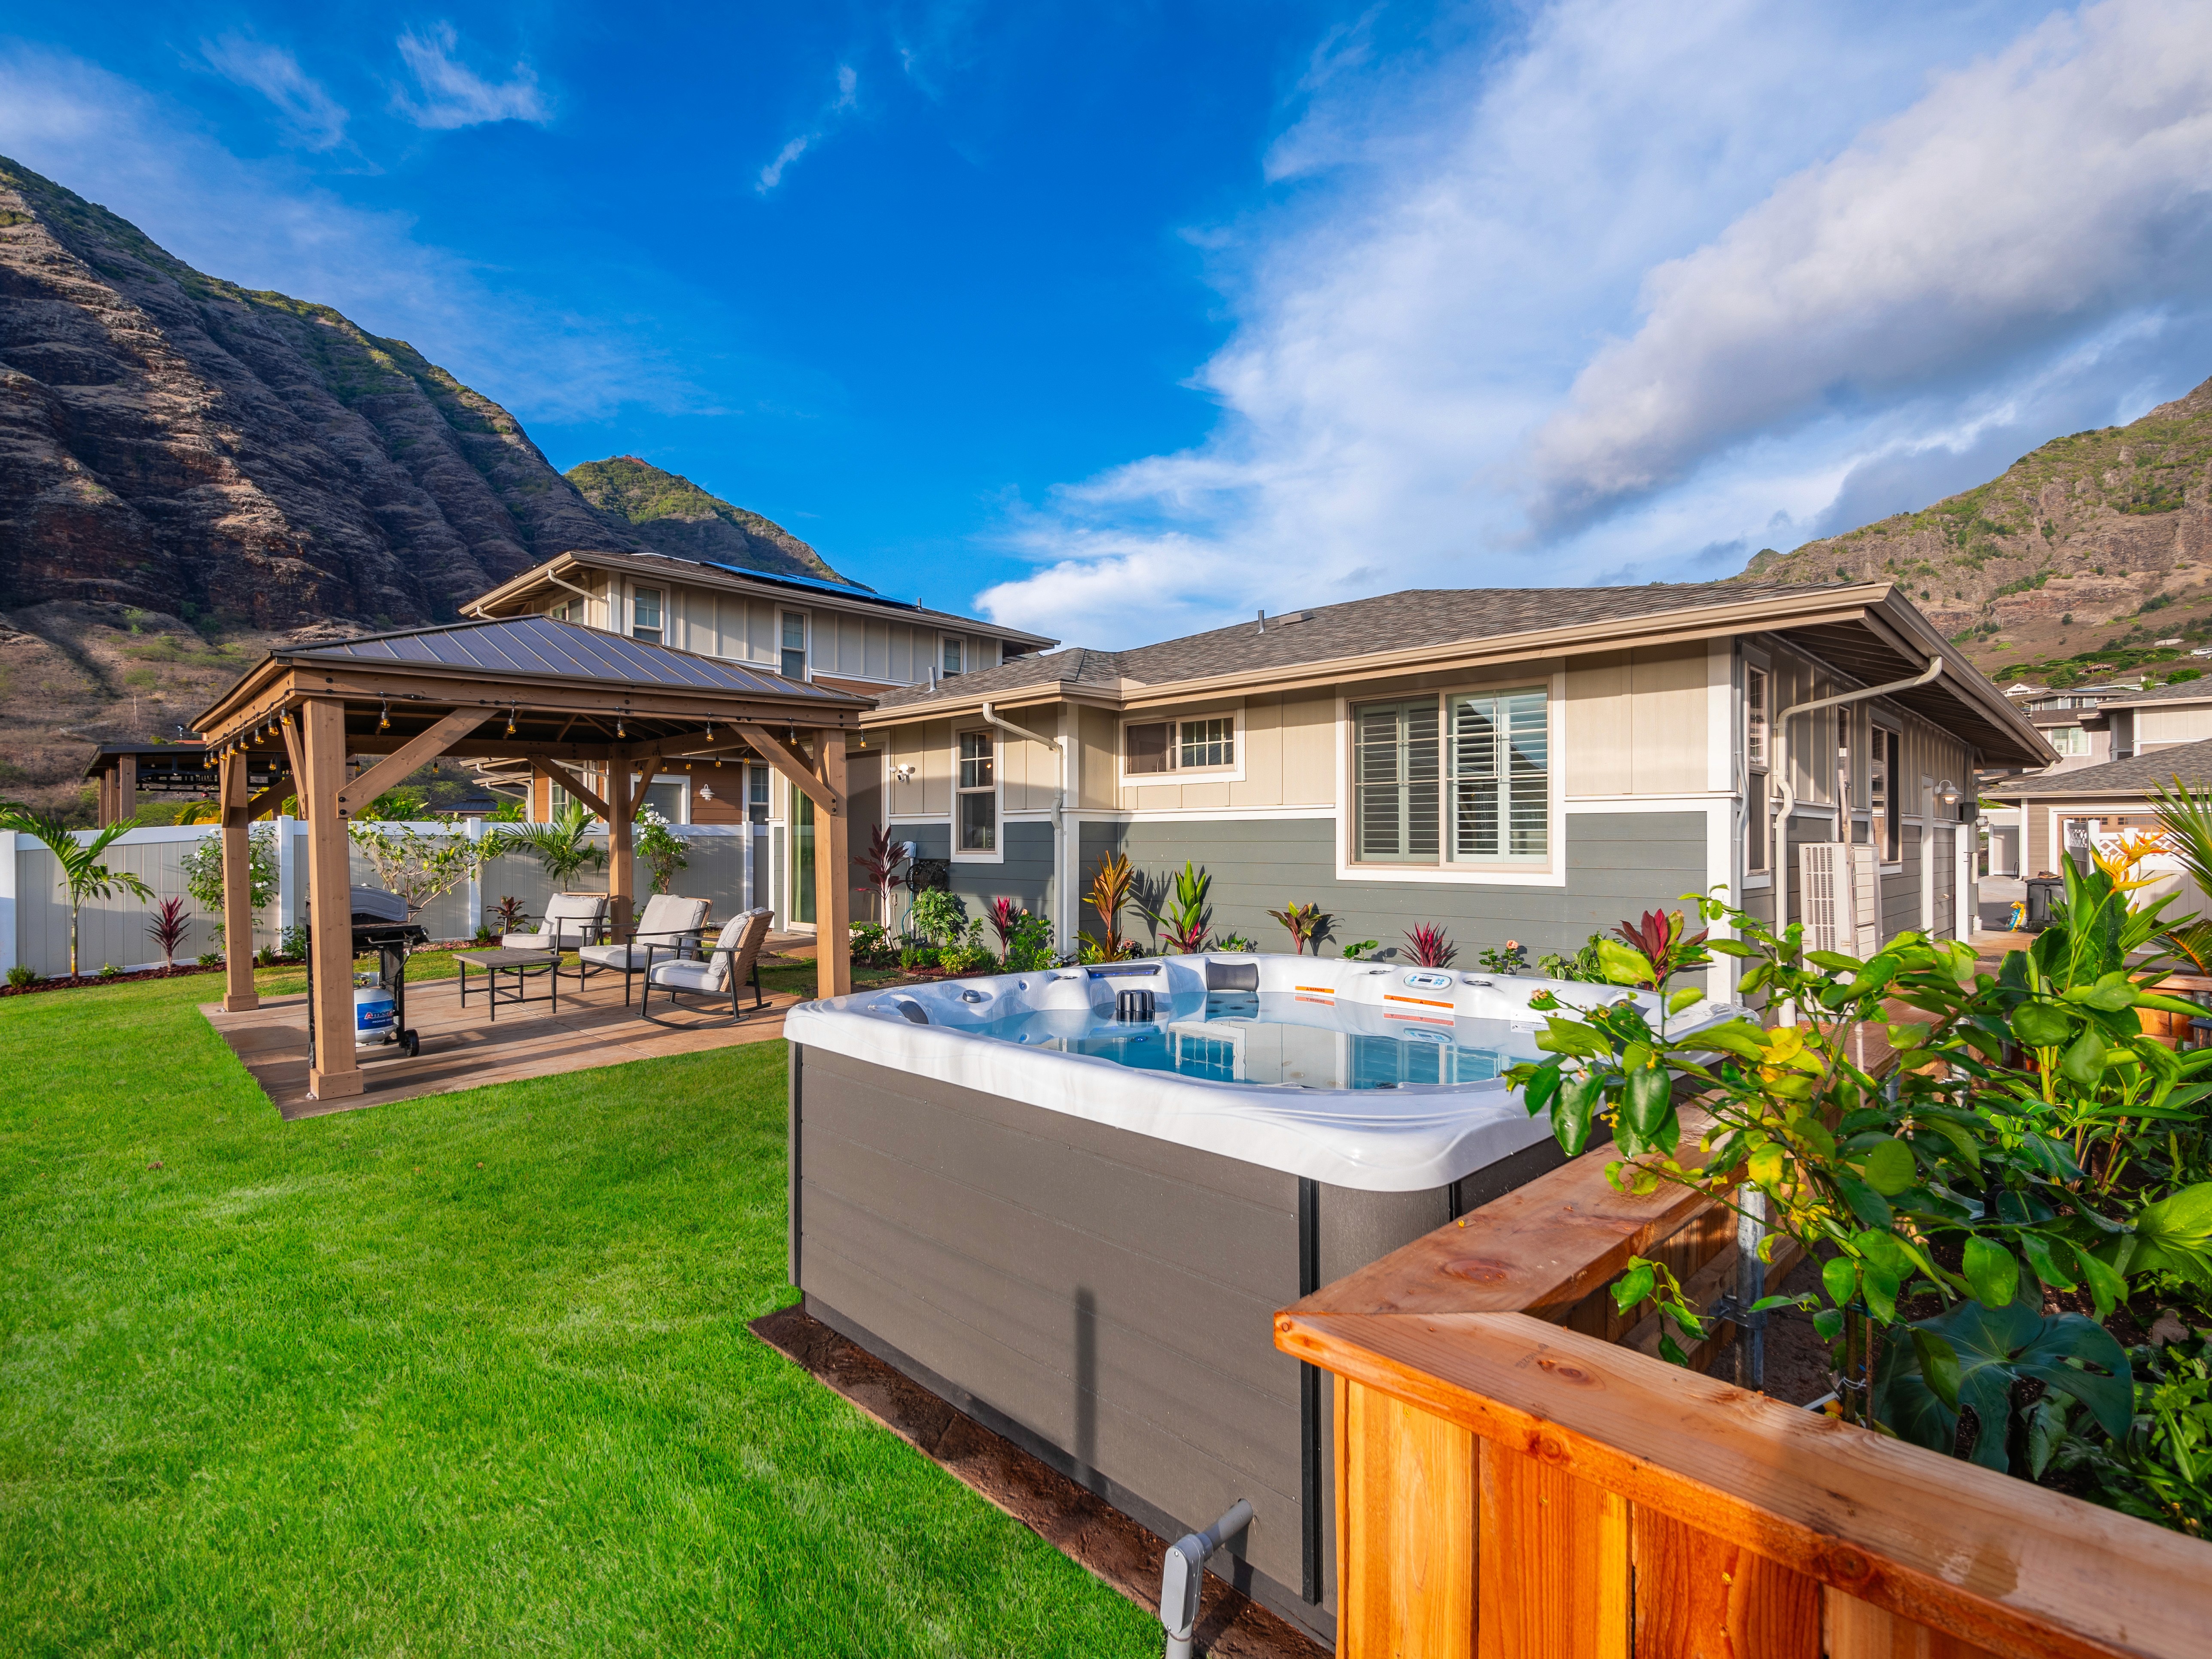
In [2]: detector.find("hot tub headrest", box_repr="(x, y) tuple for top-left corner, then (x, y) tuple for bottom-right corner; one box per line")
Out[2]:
(1205, 960), (1259, 993)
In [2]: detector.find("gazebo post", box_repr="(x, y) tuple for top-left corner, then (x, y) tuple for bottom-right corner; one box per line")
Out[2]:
(302, 696), (361, 1101)
(219, 749), (258, 1014)
(607, 756), (635, 931)
(116, 752), (137, 824)
(814, 728), (851, 999)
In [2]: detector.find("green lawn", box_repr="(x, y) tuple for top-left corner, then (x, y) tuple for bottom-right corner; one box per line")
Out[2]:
(0, 972), (1158, 1656)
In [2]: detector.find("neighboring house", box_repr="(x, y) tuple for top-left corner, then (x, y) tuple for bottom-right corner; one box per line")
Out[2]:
(2084, 676), (2212, 760)
(1981, 676), (2200, 878)
(847, 581), (2051, 997)
(461, 547), (1055, 829)
(1984, 737), (2212, 904)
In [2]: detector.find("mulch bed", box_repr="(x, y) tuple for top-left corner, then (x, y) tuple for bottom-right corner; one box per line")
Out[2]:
(1, 962), (226, 997)
(749, 1304), (1326, 1659)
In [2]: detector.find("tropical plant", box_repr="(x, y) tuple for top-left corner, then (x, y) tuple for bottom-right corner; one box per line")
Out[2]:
(178, 822), (278, 949)
(277, 924), (311, 960)
(852, 825), (908, 924)
(0, 803), (155, 977)
(899, 940), (940, 972)
(1538, 933), (1607, 982)
(2054, 1331), (2212, 1535)
(1268, 900), (1325, 955)
(347, 823), (483, 923)
(850, 921), (894, 964)
(1340, 939), (1381, 961)
(484, 798), (526, 822)
(1217, 933), (1258, 953)
(1474, 938), (1523, 974)
(353, 786), (432, 822)
(984, 897), (1022, 955)
(489, 801), (606, 889)
(97, 963), (121, 980)
(634, 807), (689, 896)
(939, 921), (996, 975)
(1507, 867), (2212, 1495)
(492, 895), (530, 935)
(195, 951), (222, 969)
(908, 887), (967, 947)
(1142, 861), (1213, 953)
(1405, 923), (1459, 968)
(1087, 852), (1137, 959)
(144, 895), (191, 969)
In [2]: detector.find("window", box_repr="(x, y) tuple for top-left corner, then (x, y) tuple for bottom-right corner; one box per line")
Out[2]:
(746, 762), (770, 824)
(1871, 726), (1900, 861)
(631, 587), (663, 645)
(1448, 690), (1548, 859)
(2049, 724), (2090, 756)
(957, 730), (996, 852)
(1353, 699), (1440, 861)
(1123, 715), (1236, 776)
(1001, 640), (1020, 667)
(1746, 664), (1770, 873)
(942, 636), (964, 676)
(781, 611), (807, 681)
(1179, 718), (1233, 769)
(1126, 722), (1170, 775)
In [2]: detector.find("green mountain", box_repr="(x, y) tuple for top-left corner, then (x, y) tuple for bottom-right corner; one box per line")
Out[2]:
(567, 456), (856, 586)
(1737, 375), (2212, 683)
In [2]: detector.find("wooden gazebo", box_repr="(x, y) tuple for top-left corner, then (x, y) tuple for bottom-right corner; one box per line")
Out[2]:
(194, 616), (870, 1102)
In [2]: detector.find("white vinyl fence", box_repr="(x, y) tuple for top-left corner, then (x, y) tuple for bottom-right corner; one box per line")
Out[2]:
(2, 822), (765, 981)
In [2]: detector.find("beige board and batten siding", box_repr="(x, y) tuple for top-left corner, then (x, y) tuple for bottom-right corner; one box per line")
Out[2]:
(2139, 703), (2212, 750)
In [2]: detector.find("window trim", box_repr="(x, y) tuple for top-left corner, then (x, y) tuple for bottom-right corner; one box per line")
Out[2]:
(951, 727), (1003, 863)
(941, 635), (965, 677)
(1116, 703), (1247, 787)
(1871, 719), (1903, 869)
(631, 584), (664, 645)
(1332, 673), (1567, 888)
(1744, 657), (1772, 883)
(780, 610), (809, 682)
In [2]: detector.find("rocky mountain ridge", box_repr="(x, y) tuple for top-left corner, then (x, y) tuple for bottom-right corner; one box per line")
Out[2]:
(1738, 375), (2212, 679)
(567, 455), (848, 585)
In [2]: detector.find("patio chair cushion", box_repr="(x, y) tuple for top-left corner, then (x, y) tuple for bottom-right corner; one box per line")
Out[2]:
(578, 895), (709, 970)
(504, 892), (608, 950)
(646, 907), (770, 995)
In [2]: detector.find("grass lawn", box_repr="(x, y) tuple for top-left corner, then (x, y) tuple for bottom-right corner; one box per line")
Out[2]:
(0, 971), (1160, 1656)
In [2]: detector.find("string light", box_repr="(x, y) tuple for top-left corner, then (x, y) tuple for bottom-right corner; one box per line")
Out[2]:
(378, 700), (390, 732)
(505, 704), (517, 738)
(616, 716), (625, 738)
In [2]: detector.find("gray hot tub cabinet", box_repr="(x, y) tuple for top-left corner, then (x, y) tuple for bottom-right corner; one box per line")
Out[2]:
(786, 1042), (1563, 1646)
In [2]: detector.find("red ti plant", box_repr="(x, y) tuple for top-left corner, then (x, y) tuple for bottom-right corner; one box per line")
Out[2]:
(1608, 908), (1710, 989)
(851, 824), (908, 923)
(1403, 923), (1457, 968)
(985, 896), (1022, 954)
(1268, 899), (1325, 955)
(144, 895), (191, 970)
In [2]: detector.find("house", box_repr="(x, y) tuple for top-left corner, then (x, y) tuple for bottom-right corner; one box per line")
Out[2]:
(1984, 734), (2212, 890)
(847, 581), (2052, 996)
(461, 546), (1055, 830)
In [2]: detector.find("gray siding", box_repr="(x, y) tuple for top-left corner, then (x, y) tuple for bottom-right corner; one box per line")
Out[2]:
(887, 819), (1054, 931)
(791, 1046), (1508, 1642)
(1080, 812), (1705, 962)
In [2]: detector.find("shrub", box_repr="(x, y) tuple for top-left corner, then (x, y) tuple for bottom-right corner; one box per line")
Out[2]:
(1340, 939), (1381, 961)
(277, 924), (310, 960)
(850, 921), (894, 964)
(938, 923), (996, 976)
(196, 951), (223, 968)
(635, 808), (689, 896)
(6, 965), (36, 988)
(908, 888), (966, 947)
(898, 941), (939, 972)
(1537, 933), (1607, 981)
(97, 963), (122, 980)
(1004, 914), (1057, 972)
(1217, 933), (1258, 953)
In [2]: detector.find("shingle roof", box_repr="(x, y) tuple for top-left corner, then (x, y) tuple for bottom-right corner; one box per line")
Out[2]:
(2082, 674), (2212, 710)
(274, 615), (863, 705)
(871, 581), (1843, 711)
(1986, 737), (2212, 798)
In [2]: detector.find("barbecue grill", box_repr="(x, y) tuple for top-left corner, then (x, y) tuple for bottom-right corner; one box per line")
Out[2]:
(304, 886), (430, 1060)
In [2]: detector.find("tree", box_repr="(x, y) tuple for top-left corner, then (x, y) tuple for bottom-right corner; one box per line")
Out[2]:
(635, 807), (689, 896)
(346, 823), (485, 924)
(0, 803), (155, 977)
(178, 822), (278, 951)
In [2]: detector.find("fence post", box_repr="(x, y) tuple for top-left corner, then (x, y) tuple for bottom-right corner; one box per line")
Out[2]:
(0, 829), (16, 980)
(465, 817), (484, 938)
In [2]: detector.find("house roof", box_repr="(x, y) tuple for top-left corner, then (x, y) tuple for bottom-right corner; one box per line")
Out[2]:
(2075, 675), (2212, 711)
(464, 548), (1059, 648)
(867, 580), (2054, 768)
(1984, 736), (2212, 798)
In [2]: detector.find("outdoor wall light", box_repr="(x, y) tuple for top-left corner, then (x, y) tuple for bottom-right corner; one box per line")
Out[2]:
(893, 763), (916, 782)
(1937, 779), (1962, 806)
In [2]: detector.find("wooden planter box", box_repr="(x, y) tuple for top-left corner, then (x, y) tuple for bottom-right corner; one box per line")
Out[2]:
(1274, 1123), (2212, 1659)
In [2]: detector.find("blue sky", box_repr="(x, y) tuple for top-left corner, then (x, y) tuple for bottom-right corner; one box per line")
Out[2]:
(3, 0), (2210, 646)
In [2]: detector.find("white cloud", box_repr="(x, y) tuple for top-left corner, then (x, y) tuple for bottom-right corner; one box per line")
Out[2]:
(201, 34), (348, 150)
(974, 0), (2212, 648)
(1526, 0), (2212, 531)
(757, 64), (858, 195)
(0, 46), (679, 423)
(392, 22), (549, 131)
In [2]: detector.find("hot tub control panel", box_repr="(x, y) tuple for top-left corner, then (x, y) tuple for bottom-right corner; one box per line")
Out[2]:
(1402, 971), (1454, 990)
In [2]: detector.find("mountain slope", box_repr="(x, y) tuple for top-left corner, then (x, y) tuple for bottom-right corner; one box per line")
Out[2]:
(0, 155), (646, 630)
(1738, 376), (2212, 679)
(565, 455), (852, 584)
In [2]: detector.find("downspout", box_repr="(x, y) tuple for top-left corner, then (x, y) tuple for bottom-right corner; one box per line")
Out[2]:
(1740, 653), (1942, 1394)
(979, 700), (1067, 931)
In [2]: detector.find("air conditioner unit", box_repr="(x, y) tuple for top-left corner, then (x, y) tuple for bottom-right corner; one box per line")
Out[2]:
(1800, 841), (1882, 958)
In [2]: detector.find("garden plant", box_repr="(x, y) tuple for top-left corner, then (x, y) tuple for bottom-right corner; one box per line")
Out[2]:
(0, 802), (155, 978)
(634, 807), (689, 897)
(1268, 899), (1325, 955)
(179, 821), (277, 952)
(491, 801), (607, 889)
(1084, 852), (1137, 961)
(1142, 861), (1213, 953)
(1505, 849), (2212, 1534)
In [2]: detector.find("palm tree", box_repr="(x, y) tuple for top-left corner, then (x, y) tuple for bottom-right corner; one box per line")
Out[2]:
(487, 800), (608, 889)
(0, 803), (155, 978)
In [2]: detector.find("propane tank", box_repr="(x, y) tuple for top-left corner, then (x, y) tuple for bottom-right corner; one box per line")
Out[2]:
(353, 972), (397, 1046)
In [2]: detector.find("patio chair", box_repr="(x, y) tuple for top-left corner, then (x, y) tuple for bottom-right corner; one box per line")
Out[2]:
(639, 907), (774, 1026)
(503, 893), (609, 983)
(576, 893), (711, 1005)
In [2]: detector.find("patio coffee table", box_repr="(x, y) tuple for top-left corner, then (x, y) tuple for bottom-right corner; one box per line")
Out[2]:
(455, 946), (563, 1020)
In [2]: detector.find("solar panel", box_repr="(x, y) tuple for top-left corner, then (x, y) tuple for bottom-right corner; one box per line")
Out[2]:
(700, 562), (917, 609)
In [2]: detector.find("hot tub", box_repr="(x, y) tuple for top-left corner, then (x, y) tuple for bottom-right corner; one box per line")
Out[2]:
(783, 953), (1739, 1644)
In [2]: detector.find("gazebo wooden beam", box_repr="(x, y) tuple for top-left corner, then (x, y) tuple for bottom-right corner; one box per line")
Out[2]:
(814, 730), (850, 1000)
(301, 697), (361, 1102)
(736, 724), (843, 816)
(219, 750), (256, 1014)
(533, 758), (611, 819)
(333, 708), (480, 819)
